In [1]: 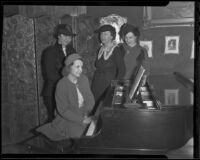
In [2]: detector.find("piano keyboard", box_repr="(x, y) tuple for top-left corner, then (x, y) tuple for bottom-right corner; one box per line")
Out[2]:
(85, 120), (96, 136)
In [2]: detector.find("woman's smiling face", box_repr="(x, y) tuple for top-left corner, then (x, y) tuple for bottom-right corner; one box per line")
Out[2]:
(70, 59), (83, 78)
(58, 34), (72, 46)
(125, 32), (137, 47)
(100, 31), (113, 44)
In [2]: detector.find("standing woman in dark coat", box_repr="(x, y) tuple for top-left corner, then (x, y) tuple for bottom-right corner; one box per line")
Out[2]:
(41, 24), (76, 122)
(119, 23), (150, 86)
(91, 25), (126, 105)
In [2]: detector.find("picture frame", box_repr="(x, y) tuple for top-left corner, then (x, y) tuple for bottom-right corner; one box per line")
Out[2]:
(143, 2), (194, 28)
(190, 92), (193, 105)
(164, 89), (179, 105)
(164, 36), (179, 54)
(139, 40), (153, 58)
(190, 40), (194, 59)
(129, 65), (146, 100)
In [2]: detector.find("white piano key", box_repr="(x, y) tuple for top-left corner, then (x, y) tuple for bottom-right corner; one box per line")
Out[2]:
(86, 120), (96, 136)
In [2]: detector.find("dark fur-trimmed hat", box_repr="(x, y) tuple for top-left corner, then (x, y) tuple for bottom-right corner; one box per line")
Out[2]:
(119, 23), (140, 38)
(94, 24), (116, 34)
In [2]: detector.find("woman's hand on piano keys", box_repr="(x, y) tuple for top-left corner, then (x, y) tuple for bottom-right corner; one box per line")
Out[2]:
(83, 116), (93, 124)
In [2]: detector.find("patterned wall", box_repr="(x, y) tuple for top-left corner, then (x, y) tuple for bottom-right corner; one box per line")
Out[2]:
(2, 26), (11, 144)
(76, 14), (99, 83)
(2, 15), (38, 145)
(34, 15), (57, 124)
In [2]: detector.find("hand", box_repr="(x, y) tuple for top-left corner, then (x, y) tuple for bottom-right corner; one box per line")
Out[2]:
(141, 75), (147, 86)
(83, 116), (92, 124)
(90, 115), (98, 121)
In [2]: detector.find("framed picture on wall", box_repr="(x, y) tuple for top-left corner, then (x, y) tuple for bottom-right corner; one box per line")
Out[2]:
(164, 89), (179, 105)
(143, 2), (194, 28)
(139, 40), (153, 58)
(164, 36), (179, 54)
(190, 40), (194, 59)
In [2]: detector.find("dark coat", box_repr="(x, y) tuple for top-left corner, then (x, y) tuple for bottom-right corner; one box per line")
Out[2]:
(123, 44), (150, 80)
(41, 42), (76, 97)
(91, 45), (125, 102)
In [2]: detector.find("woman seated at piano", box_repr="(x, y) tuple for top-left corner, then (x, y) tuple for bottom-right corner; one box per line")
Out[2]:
(119, 23), (150, 86)
(36, 53), (95, 149)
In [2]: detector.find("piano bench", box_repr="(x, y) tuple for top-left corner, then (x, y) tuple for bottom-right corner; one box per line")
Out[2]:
(40, 135), (73, 154)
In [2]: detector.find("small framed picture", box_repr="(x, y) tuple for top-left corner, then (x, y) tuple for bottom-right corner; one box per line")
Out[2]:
(139, 40), (153, 58)
(164, 89), (179, 105)
(164, 36), (180, 54)
(190, 40), (194, 59)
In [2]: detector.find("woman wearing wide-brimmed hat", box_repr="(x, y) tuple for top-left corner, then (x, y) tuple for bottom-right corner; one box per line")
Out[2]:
(91, 24), (126, 106)
(41, 24), (76, 122)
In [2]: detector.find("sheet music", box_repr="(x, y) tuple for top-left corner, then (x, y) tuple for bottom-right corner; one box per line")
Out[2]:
(86, 120), (96, 136)
(129, 65), (146, 100)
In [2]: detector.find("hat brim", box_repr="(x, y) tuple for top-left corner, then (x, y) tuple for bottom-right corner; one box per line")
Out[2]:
(65, 54), (82, 66)
(59, 29), (77, 36)
(94, 28), (102, 33)
(62, 33), (77, 36)
(94, 25), (115, 34)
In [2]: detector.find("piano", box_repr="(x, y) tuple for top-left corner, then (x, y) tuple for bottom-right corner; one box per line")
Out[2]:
(78, 70), (193, 156)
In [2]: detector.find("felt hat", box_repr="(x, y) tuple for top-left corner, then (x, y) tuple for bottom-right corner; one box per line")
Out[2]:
(64, 53), (82, 66)
(119, 23), (140, 38)
(55, 24), (76, 37)
(94, 24), (116, 34)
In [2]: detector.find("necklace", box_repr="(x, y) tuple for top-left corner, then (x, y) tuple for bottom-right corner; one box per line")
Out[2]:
(98, 41), (117, 60)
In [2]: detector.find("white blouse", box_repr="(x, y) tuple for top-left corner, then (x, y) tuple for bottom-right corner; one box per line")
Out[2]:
(75, 84), (84, 108)
(98, 42), (117, 60)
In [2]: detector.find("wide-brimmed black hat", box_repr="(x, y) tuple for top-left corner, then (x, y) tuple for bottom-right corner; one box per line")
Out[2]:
(94, 24), (116, 34)
(55, 24), (76, 37)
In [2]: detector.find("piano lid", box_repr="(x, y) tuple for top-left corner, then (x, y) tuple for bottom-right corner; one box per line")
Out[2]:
(148, 74), (193, 106)
(79, 73), (193, 155)
(173, 72), (193, 92)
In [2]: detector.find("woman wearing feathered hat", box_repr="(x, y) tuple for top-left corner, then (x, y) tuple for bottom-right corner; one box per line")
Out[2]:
(91, 24), (126, 106)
